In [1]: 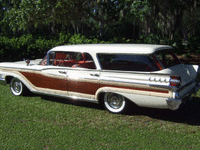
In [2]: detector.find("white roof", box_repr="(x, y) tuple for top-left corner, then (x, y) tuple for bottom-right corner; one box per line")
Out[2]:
(50, 44), (172, 54)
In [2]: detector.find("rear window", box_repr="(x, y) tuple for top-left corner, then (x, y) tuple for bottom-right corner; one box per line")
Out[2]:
(154, 50), (181, 68)
(97, 54), (160, 72)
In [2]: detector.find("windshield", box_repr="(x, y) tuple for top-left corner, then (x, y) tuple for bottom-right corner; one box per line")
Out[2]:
(39, 54), (47, 65)
(154, 50), (181, 68)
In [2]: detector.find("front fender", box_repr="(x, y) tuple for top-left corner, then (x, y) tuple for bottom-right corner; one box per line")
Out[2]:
(1, 69), (36, 93)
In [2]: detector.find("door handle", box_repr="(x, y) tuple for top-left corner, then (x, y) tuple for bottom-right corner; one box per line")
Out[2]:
(59, 71), (67, 74)
(90, 73), (99, 77)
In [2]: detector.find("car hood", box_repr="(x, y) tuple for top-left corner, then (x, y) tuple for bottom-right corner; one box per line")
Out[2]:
(14, 59), (42, 65)
(0, 59), (43, 71)
(0, 59), (42, 67)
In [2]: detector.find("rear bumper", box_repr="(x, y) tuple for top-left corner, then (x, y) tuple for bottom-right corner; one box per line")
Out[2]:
(166, 82), (200, 110)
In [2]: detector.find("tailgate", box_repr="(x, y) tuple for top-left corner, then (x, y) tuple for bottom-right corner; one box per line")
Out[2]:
(169, 64), (198, 86)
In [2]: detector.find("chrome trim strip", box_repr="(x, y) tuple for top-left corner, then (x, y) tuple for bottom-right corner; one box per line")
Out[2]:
(32, 91), (99, 104)
(100, 77), (170, 88)
(169, 79), (181, 83)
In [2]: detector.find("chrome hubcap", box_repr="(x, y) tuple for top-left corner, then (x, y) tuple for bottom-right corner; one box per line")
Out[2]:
(107, 94), (123, 109)
(13, 81), (21, 93)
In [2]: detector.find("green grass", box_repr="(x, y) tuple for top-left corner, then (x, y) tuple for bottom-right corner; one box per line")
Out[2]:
(0, 84), (200, 150)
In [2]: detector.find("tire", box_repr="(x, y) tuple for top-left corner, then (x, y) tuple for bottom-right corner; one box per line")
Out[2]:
(104, 93), (128, 114)
(10, 78), (25, 96)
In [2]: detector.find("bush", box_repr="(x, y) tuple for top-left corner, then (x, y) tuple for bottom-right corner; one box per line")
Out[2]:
(2, 33), (196, 62)
(57, 32), (71, 45)
(139, 34), (160, 44)
(188, 36), (200, 53)
(0, 33), (109, 62)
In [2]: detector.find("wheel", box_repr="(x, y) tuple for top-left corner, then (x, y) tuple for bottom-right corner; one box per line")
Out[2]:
(10, 78), (25, 96)
(104, 93), (128, 114)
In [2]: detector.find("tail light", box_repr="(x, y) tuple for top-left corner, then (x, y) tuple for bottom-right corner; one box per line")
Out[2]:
(170, 76), (181, 87)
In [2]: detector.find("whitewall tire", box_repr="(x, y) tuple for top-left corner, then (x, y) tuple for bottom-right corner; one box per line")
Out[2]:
(10, 78), (24, 96)
(104, 93), (128, 114)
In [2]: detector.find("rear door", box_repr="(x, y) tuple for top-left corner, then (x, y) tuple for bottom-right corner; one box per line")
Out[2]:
(66, 52), (100, 100)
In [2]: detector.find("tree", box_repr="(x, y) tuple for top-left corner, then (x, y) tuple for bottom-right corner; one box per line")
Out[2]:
(140, 0), (200, 41)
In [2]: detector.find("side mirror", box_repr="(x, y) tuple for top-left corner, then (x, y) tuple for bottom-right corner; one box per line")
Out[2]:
(25, 59), (30, 66)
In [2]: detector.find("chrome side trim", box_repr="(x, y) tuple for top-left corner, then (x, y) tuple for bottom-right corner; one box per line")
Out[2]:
(100, 77), (170, 88)
(32, 91), (99, 104)
(169, 79), (181, 83)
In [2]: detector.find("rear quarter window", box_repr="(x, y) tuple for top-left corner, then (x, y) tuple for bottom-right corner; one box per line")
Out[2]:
(154, 50), (181, 68)
(97, 54), (160, 72)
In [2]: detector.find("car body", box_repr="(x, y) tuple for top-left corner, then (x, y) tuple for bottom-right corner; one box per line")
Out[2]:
(0, 44), (199, 113)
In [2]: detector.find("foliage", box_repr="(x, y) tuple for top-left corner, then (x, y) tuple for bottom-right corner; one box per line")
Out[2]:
(139, 34), (160, 44)
(130, 0), (150, 20)
(188, 36), (200, 52)
(1, 0), (197, 40)
(0, 34), (108, 61)
(0, 0), (200, 54)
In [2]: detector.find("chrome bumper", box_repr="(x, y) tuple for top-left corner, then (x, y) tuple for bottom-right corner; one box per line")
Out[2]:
(0, 78), (6, 85)
(166, 82), (200, 110)
(0, 74), (6, 84)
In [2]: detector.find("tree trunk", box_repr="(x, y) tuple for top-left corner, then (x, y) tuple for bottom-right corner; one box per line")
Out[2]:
(51, 5), (56, 35)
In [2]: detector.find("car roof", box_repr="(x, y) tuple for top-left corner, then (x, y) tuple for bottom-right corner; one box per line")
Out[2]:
(50, 44), (172, 54)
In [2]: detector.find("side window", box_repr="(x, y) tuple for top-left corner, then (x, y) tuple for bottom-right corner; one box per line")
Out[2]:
(97, 54), (159, 72)
(154, 50), (181, 68)
(48, 51), (96, 69)
(84, 53), (93, 61)
(73, 53), (96, 69)
(52, 52), (80, 67)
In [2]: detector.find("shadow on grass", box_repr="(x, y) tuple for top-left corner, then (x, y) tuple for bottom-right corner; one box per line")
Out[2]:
(39, 95), (104, 111)
(38, 94), (200, 125)
(127, 97), (200, 126)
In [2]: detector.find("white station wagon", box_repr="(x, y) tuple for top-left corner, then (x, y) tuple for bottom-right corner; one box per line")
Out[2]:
(0, 44), (199, 113)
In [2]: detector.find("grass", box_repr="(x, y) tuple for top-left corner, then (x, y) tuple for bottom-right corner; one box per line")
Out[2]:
(0, 84), (200, 150)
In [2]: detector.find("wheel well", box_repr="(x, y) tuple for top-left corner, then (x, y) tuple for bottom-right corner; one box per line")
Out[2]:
(8, 76), (30, 95)
(98, 92), (105, 105)
(5, 76), (14, 84)
(98, 91), (136, 106)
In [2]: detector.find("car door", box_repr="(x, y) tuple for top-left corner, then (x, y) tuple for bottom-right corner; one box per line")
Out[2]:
(66, 52), (100, 100)
(20, 51), (70, 95)
(24, 51), (100, 99)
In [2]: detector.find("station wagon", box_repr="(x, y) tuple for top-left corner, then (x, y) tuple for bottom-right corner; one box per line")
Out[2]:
(0, 44), (199, 113)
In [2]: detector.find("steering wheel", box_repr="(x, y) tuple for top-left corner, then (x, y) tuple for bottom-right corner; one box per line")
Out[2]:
(57, 59), (65, 66)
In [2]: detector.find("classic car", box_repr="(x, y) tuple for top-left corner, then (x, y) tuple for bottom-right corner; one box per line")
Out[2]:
(0, 44), (200, 113)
